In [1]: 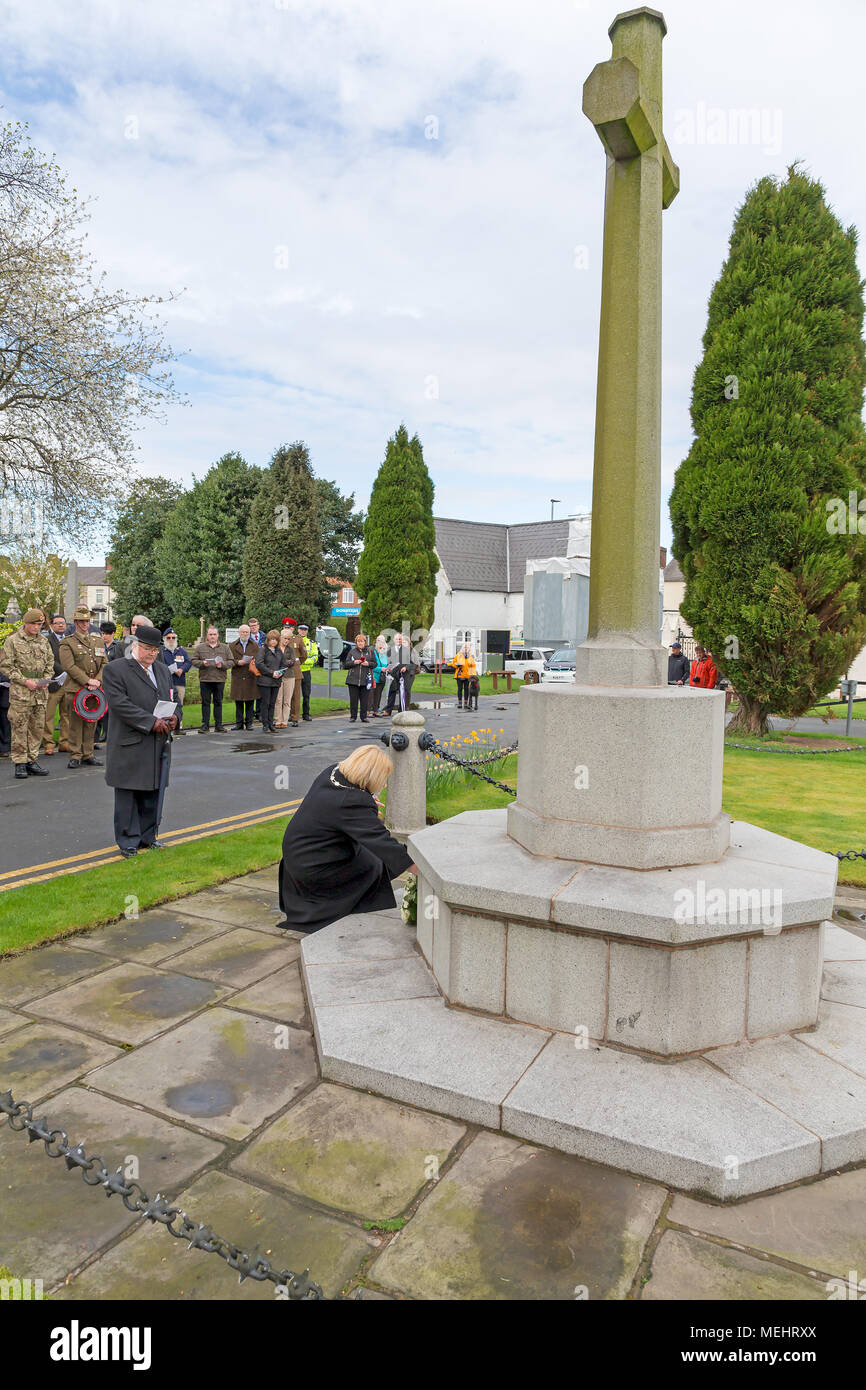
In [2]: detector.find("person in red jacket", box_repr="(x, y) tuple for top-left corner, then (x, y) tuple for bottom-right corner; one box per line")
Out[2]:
(690, 645), (718, 689)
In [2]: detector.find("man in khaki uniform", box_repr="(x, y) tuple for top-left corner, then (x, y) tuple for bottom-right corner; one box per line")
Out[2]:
(60, 605), (108, 768)
(0, 609), (54, 779)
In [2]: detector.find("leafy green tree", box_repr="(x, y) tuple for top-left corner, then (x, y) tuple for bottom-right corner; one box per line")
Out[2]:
(356, 424), (437, 637)
(155, 452), (261, 629)
(670, 167), (866, 735)
(242, 441), (330, 631)
(107, 476), (184, 628)
(316, 477), (364, 582)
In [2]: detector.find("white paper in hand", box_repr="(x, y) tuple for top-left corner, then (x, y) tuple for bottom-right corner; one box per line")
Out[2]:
(152, 699), (177, 718)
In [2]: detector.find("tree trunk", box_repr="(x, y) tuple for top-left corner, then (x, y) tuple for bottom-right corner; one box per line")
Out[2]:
(727, 695), (771, 736)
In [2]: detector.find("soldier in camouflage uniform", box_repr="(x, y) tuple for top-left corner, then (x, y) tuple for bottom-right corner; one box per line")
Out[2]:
(0, 609), (54, 779)
(60, 604), (108, 769)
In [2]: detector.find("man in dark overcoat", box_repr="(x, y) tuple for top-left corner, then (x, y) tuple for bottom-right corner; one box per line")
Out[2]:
(102, 623), (177, 857)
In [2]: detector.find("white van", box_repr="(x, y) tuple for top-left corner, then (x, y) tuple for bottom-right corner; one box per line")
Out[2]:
(505, 646), (554, 678)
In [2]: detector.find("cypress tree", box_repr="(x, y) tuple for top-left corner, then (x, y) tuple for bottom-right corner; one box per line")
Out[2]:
(242, 441), (330, 632)
(356, 424), (437, 638)
(670, 166), (866, 735)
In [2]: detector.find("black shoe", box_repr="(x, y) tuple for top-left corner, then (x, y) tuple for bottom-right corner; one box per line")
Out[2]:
(290, 720), (298, 727)
(67, 758), (81, 768)
(302, 714), (312, 722)
(81, 756), (103, 767)
(119, 847), (137, 859)
(14, 764), (28, 779)
(231, 723), (244, 730)
(140, 840), (165, 850)
(26, 761), (49, 776)
(214, 725), (226, 733)
(360, 718), (369, 723)
(199, 725), (210, 733)
(349, 717), (357, 722)
(245, 723), (254, 731)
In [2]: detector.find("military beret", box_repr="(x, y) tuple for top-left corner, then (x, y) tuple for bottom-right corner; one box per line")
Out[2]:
(23, 608), (44, 623)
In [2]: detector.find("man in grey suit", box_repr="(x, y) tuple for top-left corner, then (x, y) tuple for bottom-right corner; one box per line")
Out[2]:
(102, 624), (177, 857)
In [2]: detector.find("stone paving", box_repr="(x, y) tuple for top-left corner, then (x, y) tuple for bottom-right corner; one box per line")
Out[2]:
(1, 873), (865, 1301)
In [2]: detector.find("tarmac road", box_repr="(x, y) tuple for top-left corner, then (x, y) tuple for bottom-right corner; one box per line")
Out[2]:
(0, 692), (522, 882)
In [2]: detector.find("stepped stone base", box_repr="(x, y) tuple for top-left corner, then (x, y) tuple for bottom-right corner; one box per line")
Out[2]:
(301, 910), (866, 1199)
(407, 810), (837, 1057)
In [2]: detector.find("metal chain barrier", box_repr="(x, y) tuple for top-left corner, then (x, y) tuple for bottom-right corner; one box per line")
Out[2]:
(419, 733), (516, 795)
(0, 1088), (324, 1299)
(835, 850), (866, 861)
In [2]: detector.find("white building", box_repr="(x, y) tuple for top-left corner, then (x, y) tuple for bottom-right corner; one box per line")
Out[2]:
(429, 517), (570, 657)
(76, 564), (115, 623)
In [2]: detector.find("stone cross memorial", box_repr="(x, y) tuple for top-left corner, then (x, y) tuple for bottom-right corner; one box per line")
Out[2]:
(303, 9), (856, 1200)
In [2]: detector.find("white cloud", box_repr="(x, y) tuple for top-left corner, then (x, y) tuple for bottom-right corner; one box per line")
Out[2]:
(1, 0), (863, 566)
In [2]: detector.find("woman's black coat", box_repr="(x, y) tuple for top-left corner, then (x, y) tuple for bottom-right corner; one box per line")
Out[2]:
(278, 764), (413, 931)
(255, 644), (284, 688)
(342, 644), (377, 687)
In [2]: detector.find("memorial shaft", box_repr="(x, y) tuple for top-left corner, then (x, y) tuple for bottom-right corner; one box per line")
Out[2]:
(579, 7), (679, 686)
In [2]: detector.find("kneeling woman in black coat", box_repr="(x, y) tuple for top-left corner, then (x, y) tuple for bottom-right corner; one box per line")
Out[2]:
(278, 744), (416, 933)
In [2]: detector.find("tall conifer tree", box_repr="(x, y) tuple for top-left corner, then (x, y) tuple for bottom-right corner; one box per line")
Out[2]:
(356, 425), (437, 637)
(670, 167), (866, 734)
(242, 441), (330, 631)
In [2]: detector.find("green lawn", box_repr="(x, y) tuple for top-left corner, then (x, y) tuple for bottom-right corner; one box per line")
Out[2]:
(803, 698), (866, 720)
(0, 820), (285, 955)
(4, 735), (863, 957)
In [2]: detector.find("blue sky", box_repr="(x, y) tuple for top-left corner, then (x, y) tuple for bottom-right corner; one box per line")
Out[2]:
(3, 0), (865, 563)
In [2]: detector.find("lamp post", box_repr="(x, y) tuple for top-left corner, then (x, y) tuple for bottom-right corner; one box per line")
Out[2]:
(550, 499), (561, 521)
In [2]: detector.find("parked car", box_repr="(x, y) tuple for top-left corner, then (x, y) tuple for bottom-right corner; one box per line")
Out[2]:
(505, 646), (555, 678)
(419, 650), (456, 674)
(541, 648), (577, 684)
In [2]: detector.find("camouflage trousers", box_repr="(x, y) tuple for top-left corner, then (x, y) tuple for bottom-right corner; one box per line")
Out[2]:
(9, 691), (47, 765)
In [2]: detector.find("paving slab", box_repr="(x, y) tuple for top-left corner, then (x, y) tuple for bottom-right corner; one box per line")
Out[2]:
(821, 960), (866, 1008)
(27, 963), (230, 1045)
(164, 928), (298, 988)
(708, 1036), (866, 1170)
(302, 912), (416, 965)
(0, 1022), (122, 1100)
(0, 1086), (223, 1283)
(162, 889), (264, 929)
(227, 961), (305, 1024)
(796, 999), (866, 1076)
(305, 955), (439, 1009)
(823, 923), (866, 962)
(0, 944), (110, 1007)
(502, 1035), (820, 1198)
(230, 868), (279, 891)
(71, 910), (231, 965)
(310, 993), (549, 1128)
(219, 880), (279, 906)
(0, 1005), (27, 1038)
(642, 1229), (827, 1300)
(56, 1169), (375, 1301)
(668, 1167), (866, 1282)
(90, 1007), (317, 1139)
(233, 1083), (465, 1221)
(370, 1130), (665, 1300)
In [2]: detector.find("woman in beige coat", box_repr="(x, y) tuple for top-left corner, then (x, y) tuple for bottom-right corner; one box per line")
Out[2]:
(273, 628), (298, 728)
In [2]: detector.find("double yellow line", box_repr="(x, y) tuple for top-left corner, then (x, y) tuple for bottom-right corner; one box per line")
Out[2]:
(0, 799), (302, 892)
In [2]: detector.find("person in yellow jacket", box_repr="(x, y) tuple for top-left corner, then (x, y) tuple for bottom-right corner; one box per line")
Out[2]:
(297, 623), (319, 722)
(453, 643), (477, 710)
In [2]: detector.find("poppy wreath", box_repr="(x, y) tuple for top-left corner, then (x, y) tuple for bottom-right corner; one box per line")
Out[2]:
(72, 686), (109, 722)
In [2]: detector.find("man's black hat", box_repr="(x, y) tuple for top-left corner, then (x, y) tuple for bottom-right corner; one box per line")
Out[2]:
(133, 624), (164, 647)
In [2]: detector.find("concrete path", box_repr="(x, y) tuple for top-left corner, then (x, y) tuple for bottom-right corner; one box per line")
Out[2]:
(2, 874), (865, 1301)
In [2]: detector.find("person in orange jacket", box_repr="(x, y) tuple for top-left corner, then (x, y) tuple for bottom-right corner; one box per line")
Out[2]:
(689, 645), (718, 689)
(453, 643), (478, 709)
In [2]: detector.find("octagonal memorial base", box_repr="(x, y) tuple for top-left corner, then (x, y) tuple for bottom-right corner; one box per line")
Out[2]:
(300, 903), (866, 1199)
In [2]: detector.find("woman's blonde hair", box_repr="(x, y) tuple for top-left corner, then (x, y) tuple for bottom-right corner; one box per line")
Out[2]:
(265, 628), (280, 644)
(337, 743), (393, 795)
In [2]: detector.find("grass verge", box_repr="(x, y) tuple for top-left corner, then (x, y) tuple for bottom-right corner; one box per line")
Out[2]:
(0, 819), (284, 955)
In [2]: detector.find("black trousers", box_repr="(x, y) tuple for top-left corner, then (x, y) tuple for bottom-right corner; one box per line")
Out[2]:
(301, 670), (312, 717)
(456, 677), (469, 703)
(348, 683), (370, 720)
(200, 681), (224, 728)
(0, 688), (9, 755)
(259, 685), (278, 728)
(114, 787), (159, 851)
(386, 673), (415, 712)
(234, 700), (255, 727)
